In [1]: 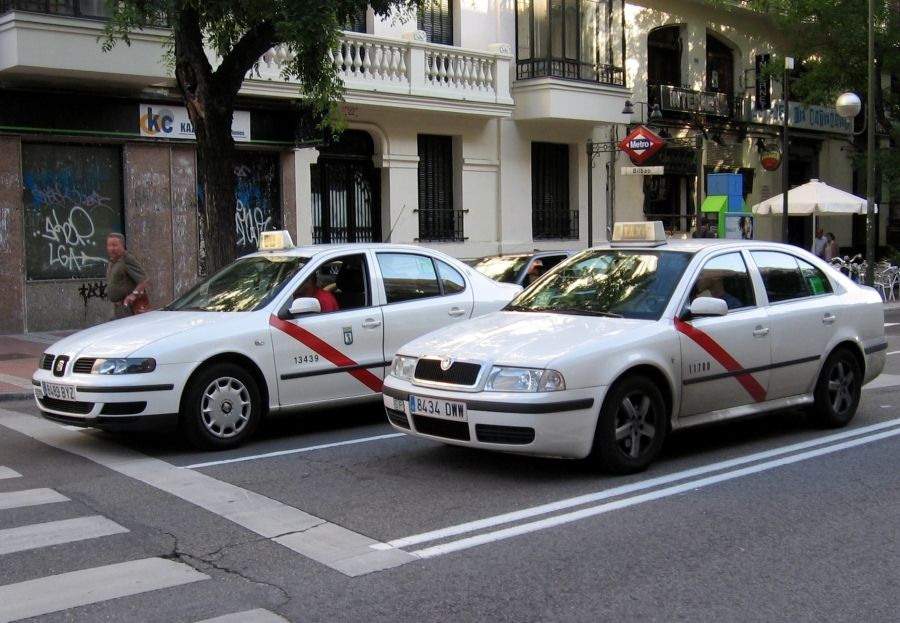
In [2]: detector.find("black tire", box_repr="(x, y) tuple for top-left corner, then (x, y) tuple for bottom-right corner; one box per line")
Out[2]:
(181, 363), (261, 450)
(809, 348), (861, 428)
(590, 376), (667, 474)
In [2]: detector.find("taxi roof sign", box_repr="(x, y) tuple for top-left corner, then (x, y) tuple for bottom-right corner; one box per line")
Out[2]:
(258, 230), (294, 251)
(611, 221), (667, 245)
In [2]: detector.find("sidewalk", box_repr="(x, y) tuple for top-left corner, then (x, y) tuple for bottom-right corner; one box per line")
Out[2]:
(3, 300), (900, 403)
(0, 331), (74, 402)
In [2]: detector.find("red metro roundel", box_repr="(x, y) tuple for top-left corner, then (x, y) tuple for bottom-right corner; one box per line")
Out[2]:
(619, 126), (665, 164)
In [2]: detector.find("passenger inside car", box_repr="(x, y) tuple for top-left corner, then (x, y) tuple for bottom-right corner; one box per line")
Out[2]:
(692, 270), (743, 310)
(294, 272), (340, 312)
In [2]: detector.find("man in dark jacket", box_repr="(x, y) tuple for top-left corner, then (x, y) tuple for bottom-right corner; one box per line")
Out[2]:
(106, 232), (149, 319)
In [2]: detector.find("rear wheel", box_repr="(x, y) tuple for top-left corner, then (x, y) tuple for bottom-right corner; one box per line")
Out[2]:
(809, 348), (861, 428)
(590, 375), (667, 474)
(181, 363), (261, 450)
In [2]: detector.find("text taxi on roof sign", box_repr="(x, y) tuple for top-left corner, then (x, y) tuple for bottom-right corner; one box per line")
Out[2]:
(32, 231), (521, 449)
(383, 222), (886, 474)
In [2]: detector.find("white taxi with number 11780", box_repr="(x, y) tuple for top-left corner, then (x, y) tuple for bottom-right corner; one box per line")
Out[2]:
(383, 222), (886, 474)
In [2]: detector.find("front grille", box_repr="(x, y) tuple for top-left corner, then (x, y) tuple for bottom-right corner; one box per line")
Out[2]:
(412, 414), (470, 441)
(73, 358), (97, 374)
(414, 358), (481, 386)
(40, 353), (54, 370)
(38, 397), (94, 415)
(100, 402), (146, 416)
(385, 407), (410, 429)
(475, 424), (535, 445)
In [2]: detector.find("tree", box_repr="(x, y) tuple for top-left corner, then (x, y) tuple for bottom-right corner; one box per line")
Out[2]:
(721, 0), (900, 201)
(103, 0), (424, 273)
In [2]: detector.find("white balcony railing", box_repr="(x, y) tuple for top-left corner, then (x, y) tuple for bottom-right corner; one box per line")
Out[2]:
(248, 31), (514, 112)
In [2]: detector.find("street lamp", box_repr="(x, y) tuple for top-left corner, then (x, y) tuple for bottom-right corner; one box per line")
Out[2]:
(621, 100), (663, 124)
(781, 56), (794, 244)
(834, 0), (876, 286)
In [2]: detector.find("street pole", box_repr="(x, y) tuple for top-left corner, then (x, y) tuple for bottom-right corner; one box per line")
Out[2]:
(865, 0), (876, 285)
(586, 140), (593, 248)
(781, 56), (793, 244)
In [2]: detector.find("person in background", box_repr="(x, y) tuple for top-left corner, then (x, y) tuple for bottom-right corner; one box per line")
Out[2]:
(824, 232), (840, 261)
(693, 216), (715, 238)
(813, 227), (827, 258)
(294, 273), (339, 312)
(105, 232), (149, 320)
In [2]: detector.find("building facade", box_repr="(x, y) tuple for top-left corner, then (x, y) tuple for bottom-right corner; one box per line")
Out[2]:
(0, 0), (887, 332)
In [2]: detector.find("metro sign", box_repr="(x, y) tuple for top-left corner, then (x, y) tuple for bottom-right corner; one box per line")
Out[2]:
(619, 125), (666, 164)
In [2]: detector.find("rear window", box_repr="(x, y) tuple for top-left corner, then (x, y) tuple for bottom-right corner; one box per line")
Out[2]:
(751, 251), (833, 302)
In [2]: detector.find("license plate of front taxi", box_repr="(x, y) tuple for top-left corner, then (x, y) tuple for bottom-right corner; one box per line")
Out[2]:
(41, 381), (77, 401)
(409, 395), (467, 421)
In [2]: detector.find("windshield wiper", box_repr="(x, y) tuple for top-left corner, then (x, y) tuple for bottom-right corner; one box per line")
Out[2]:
(504, 304), (536, 312)
(551, 308), (623, 318)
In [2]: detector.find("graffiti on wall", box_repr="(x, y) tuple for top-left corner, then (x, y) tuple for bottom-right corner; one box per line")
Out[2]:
(22, 145), (123, 280)
(78, 281), (108, 305)
(198, 152), (282, 275)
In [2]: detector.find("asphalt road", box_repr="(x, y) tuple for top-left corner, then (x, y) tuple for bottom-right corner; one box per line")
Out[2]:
(1, 311), (899, 622)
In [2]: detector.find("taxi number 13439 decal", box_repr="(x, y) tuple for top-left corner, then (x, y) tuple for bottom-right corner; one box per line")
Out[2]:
(293, 354), (320, 365)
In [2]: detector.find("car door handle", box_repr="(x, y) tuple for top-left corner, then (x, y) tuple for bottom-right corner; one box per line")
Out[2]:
(752, 326), (770, 337)
(448, 307), (467, 318)
(822, 313), (836, 325)
(361, 318), (382, 329)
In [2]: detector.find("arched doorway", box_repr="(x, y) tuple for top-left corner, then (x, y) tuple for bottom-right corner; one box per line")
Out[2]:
(311, 130), (381, 243)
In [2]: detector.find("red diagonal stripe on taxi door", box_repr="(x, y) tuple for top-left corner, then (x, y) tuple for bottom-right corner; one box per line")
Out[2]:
(674, 318), (767, 403)
(269, 315), (383, 392)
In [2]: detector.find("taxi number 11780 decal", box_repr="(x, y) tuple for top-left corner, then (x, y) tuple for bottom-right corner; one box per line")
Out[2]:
(293, 354), (320, 365)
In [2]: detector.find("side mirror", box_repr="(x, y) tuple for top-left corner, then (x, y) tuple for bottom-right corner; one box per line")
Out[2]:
(279, 297), (321, 319)
(686, 296), (728, 318)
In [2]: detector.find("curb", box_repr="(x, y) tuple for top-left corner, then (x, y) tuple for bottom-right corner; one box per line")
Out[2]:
(0, 392), (32, 403)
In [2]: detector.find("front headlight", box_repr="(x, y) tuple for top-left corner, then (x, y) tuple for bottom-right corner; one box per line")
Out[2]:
(485, 367), (565, 392)
(92, 358), (156, 375)
(391, 355), (418, 381)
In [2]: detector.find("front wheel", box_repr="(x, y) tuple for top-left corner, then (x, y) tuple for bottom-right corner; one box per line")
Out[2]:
(181, 363), (261, 450)
(809, 348), (861, 428)
(589, 376), (667, 474)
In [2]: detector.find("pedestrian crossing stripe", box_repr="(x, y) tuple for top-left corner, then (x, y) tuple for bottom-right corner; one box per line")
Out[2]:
(0, 488), (68, 511)
(0, 515), (129, 556)
(0, 557), (208, 622)
(0, 466), (20, 480)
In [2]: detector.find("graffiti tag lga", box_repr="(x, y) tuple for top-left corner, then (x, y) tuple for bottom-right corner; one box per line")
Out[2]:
(42, 205), (108, 271)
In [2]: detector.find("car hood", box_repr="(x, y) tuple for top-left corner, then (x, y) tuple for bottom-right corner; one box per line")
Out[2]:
(44, 311), (249, 358)
(400, 311), (654, 368)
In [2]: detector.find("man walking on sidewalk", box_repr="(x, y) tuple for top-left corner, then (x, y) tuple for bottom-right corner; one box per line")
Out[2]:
(105, 233), (149, 320)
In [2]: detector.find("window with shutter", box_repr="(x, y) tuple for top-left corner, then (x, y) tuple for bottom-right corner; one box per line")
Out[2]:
(418, 0), (454, 45)
(417, 135), (462, 242)
(532, 143), (577, 240)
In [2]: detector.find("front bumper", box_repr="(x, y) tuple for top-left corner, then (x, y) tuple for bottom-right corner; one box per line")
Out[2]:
(382, 379), (604, 459)
(32, 366), (187, 433)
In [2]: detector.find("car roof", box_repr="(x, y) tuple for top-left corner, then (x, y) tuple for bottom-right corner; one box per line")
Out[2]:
(242, 242), (460, 260)
(587, 237), (800, 254)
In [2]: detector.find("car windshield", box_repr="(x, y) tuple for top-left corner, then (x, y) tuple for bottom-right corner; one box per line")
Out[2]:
(506, 249), (692, 320)
(470, 255), (529, 283)
(168, 255), (308, 312)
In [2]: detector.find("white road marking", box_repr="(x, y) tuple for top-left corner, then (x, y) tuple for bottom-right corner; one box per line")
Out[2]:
(0, 466), (21, 479)
(409, 423), (900, 558)
(0, 410), (415, 577)
(378, 419), (900, 553)
(0, 557), (208, 623)
(184, 433), (406, 469)
(0, 516), (129, 556)
(864, 373), (900, 389)
(886, 350), (900, 356)
(195, 609), (290, 623)
(0, 487), (68, 510)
